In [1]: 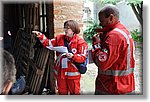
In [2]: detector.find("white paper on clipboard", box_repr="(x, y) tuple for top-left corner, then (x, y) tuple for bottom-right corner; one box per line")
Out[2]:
(46, 46), (68, 53)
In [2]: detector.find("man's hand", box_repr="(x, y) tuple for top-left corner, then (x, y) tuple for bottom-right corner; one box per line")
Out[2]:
(92, 33), (102, 45)
(93, 33), (101, 42)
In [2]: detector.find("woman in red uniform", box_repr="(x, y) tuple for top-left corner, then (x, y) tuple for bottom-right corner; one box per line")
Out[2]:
(32, 20), (88, 95)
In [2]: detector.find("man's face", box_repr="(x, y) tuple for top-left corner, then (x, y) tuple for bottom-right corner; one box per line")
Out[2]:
(99, 13), (111, 27)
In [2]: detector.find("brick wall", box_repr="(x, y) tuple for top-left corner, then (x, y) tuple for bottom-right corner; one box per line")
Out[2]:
(54, 0), (84, 36)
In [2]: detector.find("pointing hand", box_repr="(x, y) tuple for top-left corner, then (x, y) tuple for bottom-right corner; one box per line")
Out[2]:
(32, 31), (42, 36)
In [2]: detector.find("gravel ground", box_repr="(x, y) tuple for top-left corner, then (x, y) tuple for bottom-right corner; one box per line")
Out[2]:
(80, 44), (143, 95)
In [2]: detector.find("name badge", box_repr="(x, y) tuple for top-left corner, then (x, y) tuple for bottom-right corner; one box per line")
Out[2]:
(62, 58), (68, 68)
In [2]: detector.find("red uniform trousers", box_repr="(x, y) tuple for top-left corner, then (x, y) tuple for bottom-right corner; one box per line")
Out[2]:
(57, 77), (80, 95)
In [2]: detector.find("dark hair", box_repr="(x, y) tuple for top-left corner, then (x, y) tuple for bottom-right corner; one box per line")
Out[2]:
(64, 20), (80, 34)
(99, 5), (119, 20)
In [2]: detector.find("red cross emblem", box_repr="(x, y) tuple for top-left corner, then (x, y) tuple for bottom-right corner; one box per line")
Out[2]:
(98, 52), (107, 62)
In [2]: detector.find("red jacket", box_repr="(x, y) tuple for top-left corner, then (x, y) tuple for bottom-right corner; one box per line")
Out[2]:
(37, 34), (88, 79)
(92, 21), (135, 94)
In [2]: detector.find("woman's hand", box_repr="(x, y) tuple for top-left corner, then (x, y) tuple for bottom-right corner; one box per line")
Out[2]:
(32, 31), (42, 36)
(66, 53), (74, 58)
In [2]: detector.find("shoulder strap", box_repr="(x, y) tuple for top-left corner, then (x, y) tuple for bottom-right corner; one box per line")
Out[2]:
(64, 38), (73, 54)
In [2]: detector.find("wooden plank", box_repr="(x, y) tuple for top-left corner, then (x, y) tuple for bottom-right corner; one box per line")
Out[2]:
(28, 48), (50, 94)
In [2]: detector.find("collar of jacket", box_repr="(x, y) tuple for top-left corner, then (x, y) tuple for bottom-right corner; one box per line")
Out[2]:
(96, 21), (120, 33)
(64, 34), (77, 42)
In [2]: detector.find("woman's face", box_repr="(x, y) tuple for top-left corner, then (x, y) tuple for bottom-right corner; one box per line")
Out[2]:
(64, 26), (74, 38)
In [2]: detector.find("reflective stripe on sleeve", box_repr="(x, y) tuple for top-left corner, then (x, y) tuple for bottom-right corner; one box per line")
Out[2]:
(99, 28), (134, 76)
(40, 35), (47, 43)
(65, 72), (80, 76)
(99, 68), (134, 76)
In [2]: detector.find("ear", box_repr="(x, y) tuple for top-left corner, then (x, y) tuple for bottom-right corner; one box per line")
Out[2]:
(2, 81), (13, 95)
(109, 14), (114, 21)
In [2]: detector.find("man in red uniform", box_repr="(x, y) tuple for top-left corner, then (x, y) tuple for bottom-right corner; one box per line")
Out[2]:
(92, 5), (135, 94)
(32, 20), (88, 95)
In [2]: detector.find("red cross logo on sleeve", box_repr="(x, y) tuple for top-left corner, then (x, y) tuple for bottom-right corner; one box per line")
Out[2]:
(98, 52), (107, 62)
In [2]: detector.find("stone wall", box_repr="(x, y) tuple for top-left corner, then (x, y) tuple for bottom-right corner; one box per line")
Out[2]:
(54, 0), (84, 36)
